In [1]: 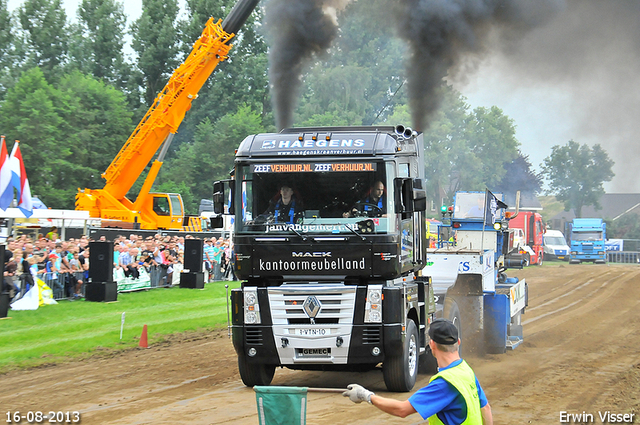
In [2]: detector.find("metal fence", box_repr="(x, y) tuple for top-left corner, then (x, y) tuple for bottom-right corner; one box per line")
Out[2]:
(39, 271), (86, 300)
(12, 261), (217, 302)
(607, 251), (640, 264)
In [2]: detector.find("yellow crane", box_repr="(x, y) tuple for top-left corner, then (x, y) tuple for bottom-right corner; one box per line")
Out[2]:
(76, 0), (259, 230)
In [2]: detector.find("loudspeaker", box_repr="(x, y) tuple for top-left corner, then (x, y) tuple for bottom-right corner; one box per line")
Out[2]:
(85, 282), (118, 302)
(89, 241), (113, 282)
(184, 239), (204, 272)
(179, 272), (205, 289)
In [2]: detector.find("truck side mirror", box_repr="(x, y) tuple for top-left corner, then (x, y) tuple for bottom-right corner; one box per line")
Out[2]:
(395, 178), (427, 213)
(213, 180), (235, 215)
(209, 215), (224, 228)
(213, 181), (224, 214)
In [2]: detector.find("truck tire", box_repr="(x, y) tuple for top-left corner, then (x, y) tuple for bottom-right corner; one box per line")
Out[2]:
(536, 252), (544, 266)
(237, 355), (276, 387)
(383, 320), (419, 392)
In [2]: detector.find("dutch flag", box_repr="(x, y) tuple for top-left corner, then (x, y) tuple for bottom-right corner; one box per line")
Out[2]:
(9, 140), (33, 217)
(0, 135), (12, 210)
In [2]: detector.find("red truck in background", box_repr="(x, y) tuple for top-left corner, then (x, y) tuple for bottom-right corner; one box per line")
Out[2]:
(508, 211), (545, 265)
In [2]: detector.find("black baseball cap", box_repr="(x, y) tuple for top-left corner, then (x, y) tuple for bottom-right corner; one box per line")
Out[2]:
(428, 319), (459, 345)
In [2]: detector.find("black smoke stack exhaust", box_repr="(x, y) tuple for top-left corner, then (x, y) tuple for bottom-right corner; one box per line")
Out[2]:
(222, 0), (261, 35)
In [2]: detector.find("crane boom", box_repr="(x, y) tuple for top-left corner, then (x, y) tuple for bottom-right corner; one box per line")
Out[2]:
(103, 18), (233, 199)
(76, 0), (260, 230)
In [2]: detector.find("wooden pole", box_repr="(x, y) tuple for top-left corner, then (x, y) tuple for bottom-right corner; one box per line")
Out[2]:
(306, 388), (346, 393)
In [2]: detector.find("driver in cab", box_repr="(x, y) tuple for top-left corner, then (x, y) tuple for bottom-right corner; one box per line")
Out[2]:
(343, 181), (387, 218)
(260, 182), (304, 224)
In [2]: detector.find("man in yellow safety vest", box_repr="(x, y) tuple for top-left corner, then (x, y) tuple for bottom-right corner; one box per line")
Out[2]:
(343, 318), (493, 424)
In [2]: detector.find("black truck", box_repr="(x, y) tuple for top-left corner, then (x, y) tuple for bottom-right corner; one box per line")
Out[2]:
(214, 125), (437, 391)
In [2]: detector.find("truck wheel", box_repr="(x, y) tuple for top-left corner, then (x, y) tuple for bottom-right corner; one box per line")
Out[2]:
(418, 344), (439, 375)
(537, 253), (543, 266)
(383, 320), (419, 392)
(444, 297), (462, 341)
(237, 355), (276, 387)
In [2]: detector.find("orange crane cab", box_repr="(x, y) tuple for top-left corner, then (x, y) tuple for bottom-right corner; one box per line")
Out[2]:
(75, 0), (259, 231)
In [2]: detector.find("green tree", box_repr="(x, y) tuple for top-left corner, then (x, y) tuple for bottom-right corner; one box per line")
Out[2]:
(465, 106), (520, 189)
(0, 0), (13, 67)
(18, 0), (69, 80)
(0, 67), (63, 206)
(295, 0), (407, 127)
(69, 0), (130, 89)
(56, 70), (134, 191)
(0, 67), (133, 209)
(494, 152), (543, 197)
(0, 0), (17, 99)
(172, 0), (270, 150)
(418, 88), (521, 206)
(421, 85), (472, 204)
(606, 214), (640, 240)
(159, 105), (264, 213)
(130, 0), (180, 107)
(542, 140), (615, 218)
(297, 65), (372, 125)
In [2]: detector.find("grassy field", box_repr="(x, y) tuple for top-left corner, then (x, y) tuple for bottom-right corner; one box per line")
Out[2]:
(0, 281), (241, 373)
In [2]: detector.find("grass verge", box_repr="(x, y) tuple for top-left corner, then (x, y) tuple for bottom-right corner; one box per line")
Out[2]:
(0, 281), (240, 373)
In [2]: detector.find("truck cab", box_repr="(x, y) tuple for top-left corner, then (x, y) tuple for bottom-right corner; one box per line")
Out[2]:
(569, 218), (607, 264)
(506, 211), (545, 265)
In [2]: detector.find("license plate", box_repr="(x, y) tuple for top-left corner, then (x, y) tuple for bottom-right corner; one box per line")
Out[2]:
(298, 348), (330, 357)
(296, 328), (329, 336)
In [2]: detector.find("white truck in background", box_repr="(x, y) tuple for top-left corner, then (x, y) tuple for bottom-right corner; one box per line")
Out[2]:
(543, 229), (570, 261)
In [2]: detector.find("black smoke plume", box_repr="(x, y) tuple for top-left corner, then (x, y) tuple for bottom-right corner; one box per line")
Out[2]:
(265, 0), (348, 130)
(391, 0), (564, 131)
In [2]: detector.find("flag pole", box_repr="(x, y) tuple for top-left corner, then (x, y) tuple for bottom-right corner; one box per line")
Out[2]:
(481, 189), (488, 254)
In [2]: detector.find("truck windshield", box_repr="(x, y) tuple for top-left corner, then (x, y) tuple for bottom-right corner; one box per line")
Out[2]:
(452, 192), (504, 220)
(571, 231), (602, 241)
(545, 236), (567, 245)
(235, 161), (394, 235)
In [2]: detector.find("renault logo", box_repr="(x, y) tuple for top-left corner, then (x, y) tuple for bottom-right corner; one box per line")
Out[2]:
(303, 296), (321, 319)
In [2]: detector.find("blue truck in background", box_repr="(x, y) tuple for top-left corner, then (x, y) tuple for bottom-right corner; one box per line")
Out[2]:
(568, 218), (607, 264)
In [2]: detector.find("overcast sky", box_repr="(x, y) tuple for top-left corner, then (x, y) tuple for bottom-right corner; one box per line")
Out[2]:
(7, 0), (145, 22)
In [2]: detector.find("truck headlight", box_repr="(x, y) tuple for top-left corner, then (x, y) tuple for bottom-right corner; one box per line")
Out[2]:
(365, 285), (383, 323)
(244, 289), (261, 324)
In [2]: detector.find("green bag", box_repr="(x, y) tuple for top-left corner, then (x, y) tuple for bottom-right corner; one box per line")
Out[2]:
(254, 386), (308, 425)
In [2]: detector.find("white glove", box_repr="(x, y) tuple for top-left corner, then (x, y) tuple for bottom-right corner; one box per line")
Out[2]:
(342, 384), (374, 404)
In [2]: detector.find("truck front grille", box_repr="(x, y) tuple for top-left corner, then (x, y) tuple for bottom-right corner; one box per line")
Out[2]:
(268, 286), (357, 326)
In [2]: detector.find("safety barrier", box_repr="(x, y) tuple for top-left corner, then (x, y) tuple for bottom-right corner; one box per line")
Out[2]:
(39, 271), (86, 301)
(607, 251), (640, 264)
(18, 261), (224, 302)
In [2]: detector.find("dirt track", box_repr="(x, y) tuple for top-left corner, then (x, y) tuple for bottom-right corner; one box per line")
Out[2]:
(2, 264), (640, 424)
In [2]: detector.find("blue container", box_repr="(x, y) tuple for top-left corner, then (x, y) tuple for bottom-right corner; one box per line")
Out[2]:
(483, 293), (509, 354)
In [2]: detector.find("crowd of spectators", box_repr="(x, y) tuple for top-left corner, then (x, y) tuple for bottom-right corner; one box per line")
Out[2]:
(2, 230), (235, 302)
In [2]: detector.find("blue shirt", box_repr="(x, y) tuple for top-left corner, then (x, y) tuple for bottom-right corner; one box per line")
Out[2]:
(408, 359), (488, 424)
(204, 244), (214, 261)
(119, 252), (133, 267)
